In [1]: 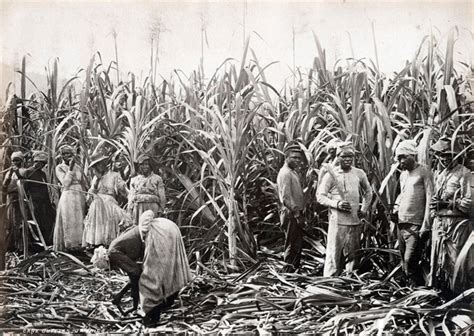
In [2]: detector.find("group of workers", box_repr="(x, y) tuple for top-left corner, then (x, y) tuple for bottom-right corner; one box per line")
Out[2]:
(2, 135), (472, 323)
(277, 137), (472, 294)
(2, 147), (190, 326)
(3, 146), (167, 251)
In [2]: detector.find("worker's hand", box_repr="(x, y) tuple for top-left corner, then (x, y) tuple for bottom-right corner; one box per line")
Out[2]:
(337, 201), (352, 212)
(69, 157), (76, 171)
(358, 209), (367, 220)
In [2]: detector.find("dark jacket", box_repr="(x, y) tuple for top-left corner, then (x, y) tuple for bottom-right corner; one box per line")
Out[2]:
(108, 227), (144, 272)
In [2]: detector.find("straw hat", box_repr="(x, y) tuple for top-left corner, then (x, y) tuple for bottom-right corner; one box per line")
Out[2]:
(60, 145), (74, 155)
(33, 151), (48, 162)
(431, 137), (461, 154)
(11, 151), (24, 161)
(89, 152), (108, 168)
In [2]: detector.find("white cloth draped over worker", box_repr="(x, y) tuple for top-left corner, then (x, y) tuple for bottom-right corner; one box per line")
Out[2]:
(53, 163), (86, 251)
(139, 218), (192, 314)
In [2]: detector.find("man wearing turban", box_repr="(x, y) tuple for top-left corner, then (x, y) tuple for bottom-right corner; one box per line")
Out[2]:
(317, 142), (373, 276)
(393, 139), (433, 287)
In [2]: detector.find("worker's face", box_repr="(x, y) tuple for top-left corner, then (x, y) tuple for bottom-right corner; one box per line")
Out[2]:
(114, 161), (123, 171)
(34, 161), (46, 169)
(435, 152), (454, 169)
(139, 160), (151, 176)
(62, 152), (73, 165)
(339, 152), (354, 171)
(94, 161), (107, 174)
(286, 152), (302, 169)
(328, 148), (337, 160)
(12, 158), (22, 167)
(397, 154), (416, 171)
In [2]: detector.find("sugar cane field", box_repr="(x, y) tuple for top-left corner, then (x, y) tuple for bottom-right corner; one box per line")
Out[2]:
(0, 14), (473, 335)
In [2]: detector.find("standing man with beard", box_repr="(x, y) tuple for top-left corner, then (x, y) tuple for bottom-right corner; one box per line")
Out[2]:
(393, 140), (433, 286)
(277, 142), (305, 272)
(317, 142), (372, 276)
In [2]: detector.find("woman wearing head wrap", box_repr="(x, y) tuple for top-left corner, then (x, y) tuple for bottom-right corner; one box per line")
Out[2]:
(2, 151), (25, 251)
(53, 145), (86, 251)
(128, 154), (166, 225)
(21, 150), (56, 250)
(317, 142), (373, 276)
(393, 140), (433, 287)
(82, 152), (132, 247)
(429, 137), (472, 293)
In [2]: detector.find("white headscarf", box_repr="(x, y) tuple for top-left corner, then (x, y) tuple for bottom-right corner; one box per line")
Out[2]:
(395, 140), (417, 157)
(336, 142), (355, 156)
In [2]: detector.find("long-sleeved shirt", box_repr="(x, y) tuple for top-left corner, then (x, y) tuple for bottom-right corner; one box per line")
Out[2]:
(108, 226), (144, 262)
(317, 166), (372, 225)
(56, 163), (84, 191)
(395, 164), (433, 227)
(432, 164), (471, 217)
(128, 173), (166, 210)
(277, 163), (304, 212)
(89, 171), (128, 199)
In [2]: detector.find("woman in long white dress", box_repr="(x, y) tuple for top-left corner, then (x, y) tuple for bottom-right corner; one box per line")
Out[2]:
(53, 145), (86, 251)
(83, 153), (131, 247)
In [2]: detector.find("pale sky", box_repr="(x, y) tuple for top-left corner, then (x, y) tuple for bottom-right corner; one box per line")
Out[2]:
(0, 0), (472, 94)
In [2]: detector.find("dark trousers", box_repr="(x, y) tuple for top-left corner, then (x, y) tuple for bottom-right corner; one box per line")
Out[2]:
(280, 208), (304, 270)
(397, 223), (424, 286)
(109, 250), (142, 276)
(109, 250), (141, 308)
(144, 292), (178, 323)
